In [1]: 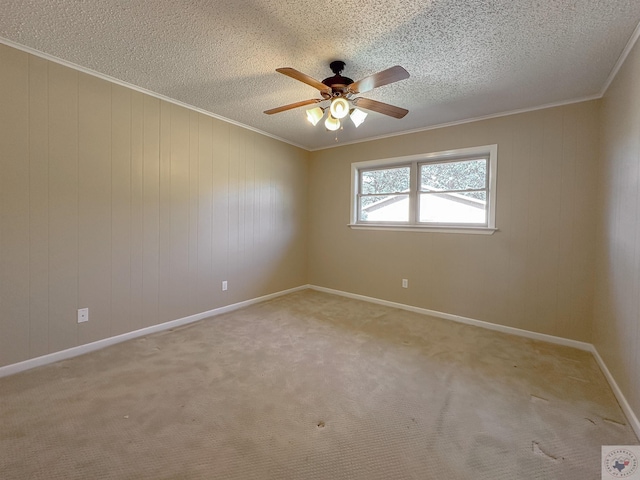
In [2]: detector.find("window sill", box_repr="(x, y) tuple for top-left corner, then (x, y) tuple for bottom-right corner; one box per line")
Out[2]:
(348, 224), (498, 235)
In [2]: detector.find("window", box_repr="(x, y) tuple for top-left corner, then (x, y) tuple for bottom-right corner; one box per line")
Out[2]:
(359, 166), (411, 222)
(351, 145), (497, 233)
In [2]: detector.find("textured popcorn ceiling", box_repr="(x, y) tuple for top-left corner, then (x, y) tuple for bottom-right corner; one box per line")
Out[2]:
(1, 1), (640, 150)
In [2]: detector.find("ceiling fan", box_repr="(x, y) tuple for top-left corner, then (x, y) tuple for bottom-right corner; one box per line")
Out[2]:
(264, 61), (409, 130)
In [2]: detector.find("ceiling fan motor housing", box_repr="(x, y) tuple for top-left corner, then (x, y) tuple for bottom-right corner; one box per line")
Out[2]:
(322, 60), (353, 97)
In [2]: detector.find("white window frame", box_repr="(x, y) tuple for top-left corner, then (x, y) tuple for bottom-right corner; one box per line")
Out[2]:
(349, 145), (498, 234)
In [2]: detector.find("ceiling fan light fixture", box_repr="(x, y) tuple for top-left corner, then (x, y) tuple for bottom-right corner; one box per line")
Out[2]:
(306, 106), (324, 126)
(329, 97), (350, 119)
(265, 63), (410, 135)
(325, 114), (340, 131)
(350, 108), (368, 128)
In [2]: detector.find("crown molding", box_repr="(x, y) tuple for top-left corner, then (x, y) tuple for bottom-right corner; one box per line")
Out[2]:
(309, 94), (602, 151)
(0, 37), (307, 151)
(600, 19), (640, 96)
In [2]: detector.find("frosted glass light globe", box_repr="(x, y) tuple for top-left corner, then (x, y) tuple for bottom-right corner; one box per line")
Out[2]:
(325, 115), (340, 131)
(329, 98), (349, 119)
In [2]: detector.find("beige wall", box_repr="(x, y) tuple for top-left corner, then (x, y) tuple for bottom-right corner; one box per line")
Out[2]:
(308, 101), (600, 342)
(595, 37), (640, 419)
(0, 44), (309, 368)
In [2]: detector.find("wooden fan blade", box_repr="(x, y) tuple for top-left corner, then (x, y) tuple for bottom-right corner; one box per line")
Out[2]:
(264, 99), (321, 115)
(349, 66), (409, 94)
(276, 68), (331, 94)
(352, 97), (408, 119)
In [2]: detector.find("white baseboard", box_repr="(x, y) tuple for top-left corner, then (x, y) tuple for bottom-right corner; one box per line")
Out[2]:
(590, 346), (640, 439)
(309, 285), (592, 351)
(0, 284), (309, 379)
(309, 284), (640, 439)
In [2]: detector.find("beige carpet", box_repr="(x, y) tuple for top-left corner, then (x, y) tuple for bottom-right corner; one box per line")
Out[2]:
(0, 289), (637, 479)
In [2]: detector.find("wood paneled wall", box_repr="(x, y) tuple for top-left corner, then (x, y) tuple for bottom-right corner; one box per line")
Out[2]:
(595, 36), (640, 420)
(0, 44), (309, 367)
(308, 101), (600, 343)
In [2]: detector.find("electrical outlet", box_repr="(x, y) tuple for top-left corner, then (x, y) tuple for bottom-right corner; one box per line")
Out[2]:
(77, 308), (89, 323)
(222, 280), (228, 291)
(402, 279), (408, 288)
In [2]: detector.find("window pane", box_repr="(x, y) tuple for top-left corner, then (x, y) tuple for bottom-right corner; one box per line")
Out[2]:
(361, 166), (410, 194)
(421, 159), (486, 192)
(419, 191), (487, 224)
(360, 194), (409, 222)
